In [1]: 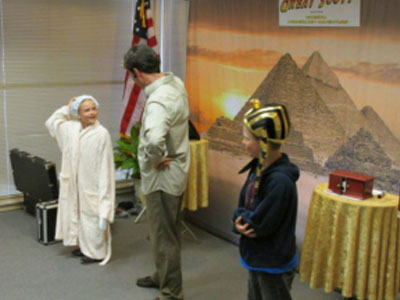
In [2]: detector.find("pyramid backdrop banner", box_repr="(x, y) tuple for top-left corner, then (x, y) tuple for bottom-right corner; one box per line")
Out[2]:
(185, 0), (400, 243)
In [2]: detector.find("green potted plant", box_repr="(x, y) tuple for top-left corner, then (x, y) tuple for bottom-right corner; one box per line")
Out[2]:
(114, 123), (141, 180)
(114, 123), (143, 204)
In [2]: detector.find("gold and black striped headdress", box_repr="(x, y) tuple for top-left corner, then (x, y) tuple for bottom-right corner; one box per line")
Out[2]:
(243, 99), (290, 189)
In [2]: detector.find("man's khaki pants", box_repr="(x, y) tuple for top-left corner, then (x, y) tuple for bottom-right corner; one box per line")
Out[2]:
(146, 190), (183, 300)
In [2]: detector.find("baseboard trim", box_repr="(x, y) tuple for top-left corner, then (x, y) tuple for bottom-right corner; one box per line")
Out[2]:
(0, 194), (23, 212)
(1, 179), (134, 213)
(0, 205), (24, 213)
(116, 179), (135, 194)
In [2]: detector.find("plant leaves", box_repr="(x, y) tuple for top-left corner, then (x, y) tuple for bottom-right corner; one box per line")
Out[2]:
(116, 140), (131, 152)
(114, 153), (127, 162)
(114, 123), (141, 176)
(121, 160), (135, 169)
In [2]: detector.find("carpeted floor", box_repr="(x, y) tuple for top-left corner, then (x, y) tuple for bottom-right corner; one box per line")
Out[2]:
(0, 194), (346, 300)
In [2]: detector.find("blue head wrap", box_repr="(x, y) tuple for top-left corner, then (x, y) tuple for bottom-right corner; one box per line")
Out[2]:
(70, 95), (99, 117)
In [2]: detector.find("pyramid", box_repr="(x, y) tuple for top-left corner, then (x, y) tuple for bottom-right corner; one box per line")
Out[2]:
(205, 116), (246, 155)
(234, 53), (346, 165)
(302, 51), (400, 168)
(324, 128), (399, 193)
(206, 53), (345, 171)
(362, 106), (400, 169)
(302, 51), (340, 89)
(303, 51), (366, 137)
(205, 52), (399, 176)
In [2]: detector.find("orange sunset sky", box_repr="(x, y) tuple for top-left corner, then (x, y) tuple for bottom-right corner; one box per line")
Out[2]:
(186, 1), (400, 140)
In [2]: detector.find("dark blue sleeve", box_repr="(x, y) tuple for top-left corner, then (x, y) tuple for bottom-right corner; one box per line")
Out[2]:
(235, 173), (294, 237)
(232, 179), (249, 234)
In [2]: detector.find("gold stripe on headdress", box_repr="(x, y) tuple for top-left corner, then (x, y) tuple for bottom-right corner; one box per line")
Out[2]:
(243, 100), (290, 190)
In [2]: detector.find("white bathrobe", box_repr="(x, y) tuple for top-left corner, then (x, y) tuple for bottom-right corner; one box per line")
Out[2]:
(46, 105), (115, 265)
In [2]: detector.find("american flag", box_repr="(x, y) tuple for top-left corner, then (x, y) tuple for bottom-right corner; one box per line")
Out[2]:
(120, 0), (159, 136)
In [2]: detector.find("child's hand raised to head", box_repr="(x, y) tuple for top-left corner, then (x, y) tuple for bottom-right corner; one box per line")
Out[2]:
(68, 97), (76, 107)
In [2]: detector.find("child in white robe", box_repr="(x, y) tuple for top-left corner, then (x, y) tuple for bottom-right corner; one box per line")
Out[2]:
(46, 95), (115, 265)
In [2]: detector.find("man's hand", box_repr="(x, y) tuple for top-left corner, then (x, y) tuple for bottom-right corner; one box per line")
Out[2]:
(154, 157), (172, 169)
(234, 216), (257, 238)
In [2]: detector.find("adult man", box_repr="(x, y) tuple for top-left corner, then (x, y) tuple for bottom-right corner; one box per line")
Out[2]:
(123, 45), (190, 300)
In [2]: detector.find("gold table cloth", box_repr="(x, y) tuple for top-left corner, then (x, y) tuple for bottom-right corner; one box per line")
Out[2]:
(300, 183), (400, 300)
(182, 139), (209, 211)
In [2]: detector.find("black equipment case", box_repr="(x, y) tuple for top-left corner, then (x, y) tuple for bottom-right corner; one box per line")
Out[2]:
(9, 149), (59, 216)
(36, 200), (58, 245)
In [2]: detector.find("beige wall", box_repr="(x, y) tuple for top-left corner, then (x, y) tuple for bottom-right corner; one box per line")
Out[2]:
(0, 0), (190, 196)
(0, 0), (133, 195)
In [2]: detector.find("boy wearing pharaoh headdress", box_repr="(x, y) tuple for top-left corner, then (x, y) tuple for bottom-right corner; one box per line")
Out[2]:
(233, 100), (300, 300)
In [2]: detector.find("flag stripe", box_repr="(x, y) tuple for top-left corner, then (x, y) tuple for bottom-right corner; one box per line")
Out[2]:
(147, 36), (157, 47)
(120, 84), (141, 134)
(132, 35), (140, 46)
(120, 0), (159, 135)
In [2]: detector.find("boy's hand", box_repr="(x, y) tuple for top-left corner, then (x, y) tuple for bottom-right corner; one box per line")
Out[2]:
(234, 216), (257, 238)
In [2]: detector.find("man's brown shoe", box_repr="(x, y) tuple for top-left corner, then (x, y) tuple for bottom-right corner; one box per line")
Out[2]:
(136, 276), (159, 288)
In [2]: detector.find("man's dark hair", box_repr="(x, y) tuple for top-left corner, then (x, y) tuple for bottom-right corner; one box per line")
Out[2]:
(123, 45), (160, 74)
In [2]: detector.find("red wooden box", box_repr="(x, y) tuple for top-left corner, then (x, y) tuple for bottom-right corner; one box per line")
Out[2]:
(328, 170), (374, 200)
